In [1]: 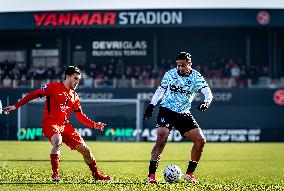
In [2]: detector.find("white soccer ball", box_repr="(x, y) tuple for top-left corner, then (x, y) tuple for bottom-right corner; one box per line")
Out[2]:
(163, 165), (182, 183)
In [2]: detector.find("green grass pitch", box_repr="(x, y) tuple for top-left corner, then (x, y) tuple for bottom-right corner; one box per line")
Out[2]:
(0, 141), (283, 191)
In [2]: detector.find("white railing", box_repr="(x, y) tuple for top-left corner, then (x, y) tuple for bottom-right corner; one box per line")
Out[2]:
(1, 77), (284, 89)
(0, 78), (159, 88)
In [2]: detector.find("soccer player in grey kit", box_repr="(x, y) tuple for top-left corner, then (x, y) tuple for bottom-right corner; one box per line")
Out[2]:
(144, 52), (213, 183)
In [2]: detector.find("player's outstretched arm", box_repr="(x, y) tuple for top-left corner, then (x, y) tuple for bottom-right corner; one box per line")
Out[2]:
(73, 95), (107, 131)
(1, 83), (51, 115)
(8, 88), (48, 113)
(74, 111), (106, 131)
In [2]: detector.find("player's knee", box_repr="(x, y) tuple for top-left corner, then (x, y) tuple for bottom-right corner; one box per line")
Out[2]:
(52, 142), (62, 150)
(196, 137), (206, 148)
(51, 134), (62, 147)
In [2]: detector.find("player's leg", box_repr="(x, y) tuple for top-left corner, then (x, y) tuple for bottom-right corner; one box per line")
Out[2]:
(184, 128), (206, 162)
(147, 106), (174, 183)
(149, 127), (170, 171)
(183, 127), (206, 183)
(62, 124), (111, 181)
(42, 121), (63, 182)
(74, 142), (111, 181)
(74, 142), (94, 164)
(148, 126), (170, 183)
(50, 133), (63, 181)
(175, 113), (205, 183)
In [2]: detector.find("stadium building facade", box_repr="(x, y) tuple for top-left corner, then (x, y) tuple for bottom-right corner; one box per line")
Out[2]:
(0, 7), (284, 141)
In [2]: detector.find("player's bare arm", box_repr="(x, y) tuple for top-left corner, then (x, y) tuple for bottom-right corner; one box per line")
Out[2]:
(94, 122), (106, 131)
(3, 105), (16, 114)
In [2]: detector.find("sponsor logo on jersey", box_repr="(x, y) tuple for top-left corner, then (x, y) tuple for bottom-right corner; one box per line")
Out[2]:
(169, 84), (192, 95)
(59, 104), (71, 112)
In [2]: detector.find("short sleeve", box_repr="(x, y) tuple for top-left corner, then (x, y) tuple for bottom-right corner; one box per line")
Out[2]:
(38, 83), (53, 97)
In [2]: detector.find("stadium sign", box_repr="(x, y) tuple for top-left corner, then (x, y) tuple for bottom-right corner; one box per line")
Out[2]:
(15, 127), (276, 142)
(33, 11), (182, 27)
(118, 11), (182, 25)
(77, 128), (93, 137)
(203, 129), (261, 142)
(18, 128), (43, 140)
(103, 128), (261, 142)
(77, 92), (114, 99)
(104, 128), (183, 142)
(92, 40), (148, 57)
(3, 9), (284, 30)
(137, 92), (233, 102)
(18, 127), (92, 140)
(256, 11), (270, 26)
(34, 12), (116, 26)
(273, 89), (284, 105)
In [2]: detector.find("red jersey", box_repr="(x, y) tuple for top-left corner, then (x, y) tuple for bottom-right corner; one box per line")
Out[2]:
(15, 82), (95, 127)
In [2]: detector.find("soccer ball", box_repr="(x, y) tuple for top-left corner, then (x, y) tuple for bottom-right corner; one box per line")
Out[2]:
(163, 165), (182, 183)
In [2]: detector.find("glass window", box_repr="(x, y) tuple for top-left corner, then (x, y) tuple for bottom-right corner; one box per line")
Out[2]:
(0, 50), (26, 63)
(31, 49), (59, 68)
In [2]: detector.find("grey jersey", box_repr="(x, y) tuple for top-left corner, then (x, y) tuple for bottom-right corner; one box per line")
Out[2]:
(159, 68), (209, 113)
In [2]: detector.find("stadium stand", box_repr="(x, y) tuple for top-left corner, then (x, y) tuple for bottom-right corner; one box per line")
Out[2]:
(0, 58), (282, 88)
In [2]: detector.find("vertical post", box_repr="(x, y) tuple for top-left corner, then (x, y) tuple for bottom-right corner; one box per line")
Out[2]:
(272, 30), (278, 78)
(268, 29), (272, 77)
(136, 98), (142, 142)
(246, 35), (250, 69)
(268, 29), (278, 78)
(0, 100), (2, 115)
(6, 96), (9, 140)
(17, 105), (21, 141)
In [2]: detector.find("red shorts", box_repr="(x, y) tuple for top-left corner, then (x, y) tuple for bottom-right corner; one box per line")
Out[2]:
(42, 119), (84, 149)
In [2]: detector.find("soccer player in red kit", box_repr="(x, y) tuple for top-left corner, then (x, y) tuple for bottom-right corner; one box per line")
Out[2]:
(3, 66), (111, 181)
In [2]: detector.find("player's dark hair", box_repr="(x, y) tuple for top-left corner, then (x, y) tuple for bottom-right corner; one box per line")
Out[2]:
(64, 66), (81, 79)
(176, 52), (192, 62)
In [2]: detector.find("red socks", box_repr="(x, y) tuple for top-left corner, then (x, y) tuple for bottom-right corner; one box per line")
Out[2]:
(50, 154), (60, 173)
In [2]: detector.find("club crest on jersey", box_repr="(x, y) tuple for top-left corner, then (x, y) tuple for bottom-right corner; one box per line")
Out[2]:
(41, 85), (47, 90)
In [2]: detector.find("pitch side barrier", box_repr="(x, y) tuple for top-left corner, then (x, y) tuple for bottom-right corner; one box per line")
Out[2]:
(1, 88), (284, 141)
(16, 98), (284, 142)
